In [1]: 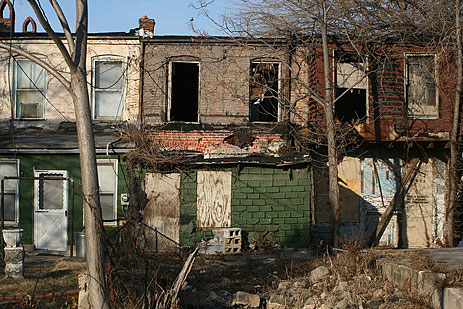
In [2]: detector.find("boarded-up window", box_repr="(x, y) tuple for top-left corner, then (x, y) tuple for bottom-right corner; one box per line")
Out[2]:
(197, 171), (231, 228)
(406, 55), (438, 118)
(16, 59), (45, 119)
(250, 62), (280, 122)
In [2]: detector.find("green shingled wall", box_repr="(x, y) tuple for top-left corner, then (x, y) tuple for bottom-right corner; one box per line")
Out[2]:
(178, 166), (311, 248)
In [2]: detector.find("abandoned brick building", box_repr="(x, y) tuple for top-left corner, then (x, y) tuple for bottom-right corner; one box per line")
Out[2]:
(0, 1), (458, 252)
(136, 32), (457, 249)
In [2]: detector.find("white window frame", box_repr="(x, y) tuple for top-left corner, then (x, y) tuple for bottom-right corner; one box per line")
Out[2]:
(0, 159), (19, 225)
(405, 53), (439, 119)
(249, 61), (282, 122)
(92, 57), (125, 120)
(97, 159), (118, 226)
(167, 60), (200, 123)
(14, 59), (46, 119)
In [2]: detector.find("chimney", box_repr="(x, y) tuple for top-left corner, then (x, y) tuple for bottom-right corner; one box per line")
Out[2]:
(139, 16), (155, 34)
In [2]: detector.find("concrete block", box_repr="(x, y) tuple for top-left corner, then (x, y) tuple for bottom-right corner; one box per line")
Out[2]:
(232, 291), (261, 307)
(443, 287), (463, 309)
(418, 271), (444, 308)
(4, 263), (24, 278)
(4, 247), (24, 264)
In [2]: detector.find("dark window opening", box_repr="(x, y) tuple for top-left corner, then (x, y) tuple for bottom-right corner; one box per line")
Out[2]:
(250, 62), (279, 122)
(335, 59), (367, 123)
(335, 88), (367, 122)
(170, 62), (199, 122)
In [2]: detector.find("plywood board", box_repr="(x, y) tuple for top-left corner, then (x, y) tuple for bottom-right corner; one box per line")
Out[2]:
(405, 160), (433, 247)
(197, 171), (232, 228)
(144, 173), (181, 247)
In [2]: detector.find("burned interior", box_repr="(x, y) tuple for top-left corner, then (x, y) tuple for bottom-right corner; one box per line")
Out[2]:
(249, 61), (279, 122)
(334, 54), (367, 123)
(169, 61), (199, 122)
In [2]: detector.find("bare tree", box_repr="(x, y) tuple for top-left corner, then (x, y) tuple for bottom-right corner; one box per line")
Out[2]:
(0, 0), (107, 306)
(195, 0), (375, 246)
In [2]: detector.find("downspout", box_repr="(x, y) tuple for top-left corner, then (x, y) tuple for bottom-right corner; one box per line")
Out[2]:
(138, 40), (145, 129)
(106, 133), (123, 156)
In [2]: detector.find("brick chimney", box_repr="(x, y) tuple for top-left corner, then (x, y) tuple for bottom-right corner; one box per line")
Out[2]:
(139, 16), (155, 34)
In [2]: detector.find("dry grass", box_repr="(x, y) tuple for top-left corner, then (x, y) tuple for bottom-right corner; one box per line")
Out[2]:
(0, 256), (86, 298)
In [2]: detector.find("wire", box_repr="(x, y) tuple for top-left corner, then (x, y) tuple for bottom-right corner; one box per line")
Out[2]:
(13, 56), (71, 121)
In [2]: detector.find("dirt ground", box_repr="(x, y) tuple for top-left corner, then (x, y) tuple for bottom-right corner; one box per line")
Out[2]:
(0, 247), (461, 308)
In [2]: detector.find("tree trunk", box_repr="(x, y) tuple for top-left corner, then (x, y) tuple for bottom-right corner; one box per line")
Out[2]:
(321, 8), (341, 247)
(70, 68), (108, 307)
(448, 0), (462, 247)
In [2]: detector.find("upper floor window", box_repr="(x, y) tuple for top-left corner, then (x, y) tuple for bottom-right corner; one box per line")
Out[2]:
(16, 59), (45, 119)
(93, 60), (123, 119)
(0, 160), (19, 224)
(334, 55), (367, 123)
(250, 62), (280, 122)
(168, 61), (199, 122)
(406, 54), (438, 119)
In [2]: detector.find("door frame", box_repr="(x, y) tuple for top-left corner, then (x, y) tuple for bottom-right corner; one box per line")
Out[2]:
(33, 170), (68, 251)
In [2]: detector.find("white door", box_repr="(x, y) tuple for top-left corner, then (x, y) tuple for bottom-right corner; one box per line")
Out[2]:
(34, 170), (68, 251)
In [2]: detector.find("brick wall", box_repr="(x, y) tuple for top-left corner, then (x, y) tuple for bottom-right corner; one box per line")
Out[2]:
(142, 39), (287, 125)
(151, 130), (285, 157)
(178, 166), (311, 248)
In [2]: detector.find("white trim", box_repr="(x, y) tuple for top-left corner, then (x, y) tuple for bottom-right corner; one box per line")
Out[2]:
(97, 158), (118, 226)
(14, 58), (46, 120)
(0, 159), (20, 225)
(91, 56), (126, 120)
(167, 60), (201, 123)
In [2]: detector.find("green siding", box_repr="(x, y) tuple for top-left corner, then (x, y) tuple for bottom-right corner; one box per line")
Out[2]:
(178, 166), (311, 248)
(0, 154), (129, 245)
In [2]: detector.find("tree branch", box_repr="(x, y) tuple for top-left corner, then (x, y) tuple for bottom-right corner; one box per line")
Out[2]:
(74, 0), (88, 70)
(50, 0), (75, 56)
(0, 42), (71, 90)
(27, 0), (75, 71)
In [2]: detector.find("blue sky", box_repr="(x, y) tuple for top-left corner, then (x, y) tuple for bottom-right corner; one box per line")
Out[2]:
(11, 0), (227, 35)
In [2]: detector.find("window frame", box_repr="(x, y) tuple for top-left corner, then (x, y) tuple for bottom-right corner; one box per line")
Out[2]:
(333, 54), (369, 123)
(249, 60), (282, 123)
(92, 57), (125, 120)
(0, 159), (20, 225)
(404, 53), (439, 119)
(167, 60), (201, 123)
(96, 159), (118, 226)
(14, 59), (46, 120)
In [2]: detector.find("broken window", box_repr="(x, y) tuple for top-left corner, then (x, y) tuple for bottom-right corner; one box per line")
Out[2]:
(406, 55), (438, 118)
(16, 59), (45, 119)
(169, 61), (199, 122)
(94, 60), (123, 119)
(0, 160), (19, 223)
(97, 160), (118, 226)
(335, 56), (367, 122)
(250, 62), (280, 122)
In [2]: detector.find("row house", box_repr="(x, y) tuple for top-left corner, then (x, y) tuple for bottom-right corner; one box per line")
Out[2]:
(0, 1), (455, 252)
(0, 0), (140, 252)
